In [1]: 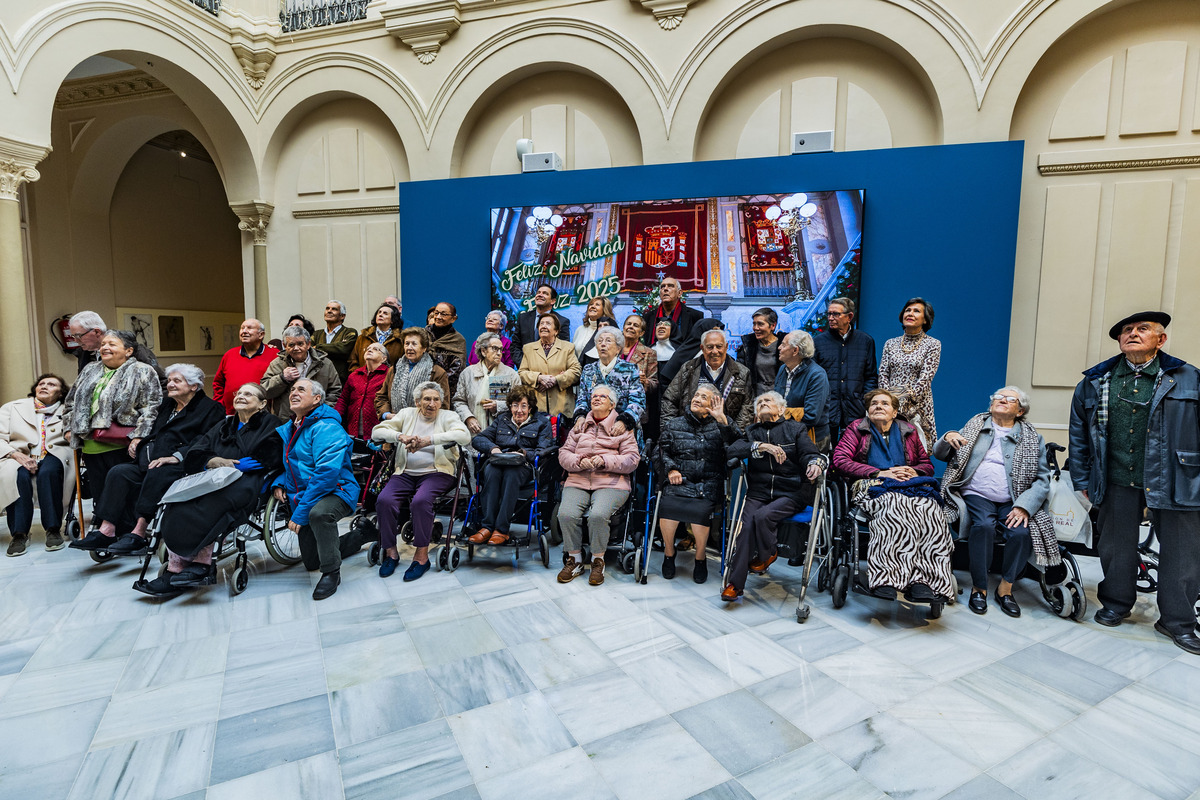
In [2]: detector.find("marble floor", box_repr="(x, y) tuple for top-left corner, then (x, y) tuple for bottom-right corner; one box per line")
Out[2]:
(1, 515), (1198, 800)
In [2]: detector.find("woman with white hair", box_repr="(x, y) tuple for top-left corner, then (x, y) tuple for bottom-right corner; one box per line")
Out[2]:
(468, 310), (515, 368)
(455, 332), (518, 435)
(723, 391), (825, 602)
(572, 327), (646, 427)
(934, 385), (1058, 617)
(86, 363), (226, 555)
(371, 381), (471, 581)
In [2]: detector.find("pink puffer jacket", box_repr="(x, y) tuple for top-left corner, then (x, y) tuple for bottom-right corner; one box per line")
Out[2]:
(558, 411), (640, 491)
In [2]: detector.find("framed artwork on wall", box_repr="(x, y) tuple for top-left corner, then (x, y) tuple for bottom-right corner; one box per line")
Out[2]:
(116, 308), (245, 357)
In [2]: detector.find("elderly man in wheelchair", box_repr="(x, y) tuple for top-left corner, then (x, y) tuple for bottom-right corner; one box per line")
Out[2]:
(934, 385), (1058, 617)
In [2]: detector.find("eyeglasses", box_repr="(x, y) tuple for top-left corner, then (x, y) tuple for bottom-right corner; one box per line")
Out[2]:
(990, 395), (1020, 405)
(826, 311), (846, 318)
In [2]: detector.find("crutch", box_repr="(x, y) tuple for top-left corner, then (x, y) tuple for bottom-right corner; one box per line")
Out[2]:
(721, 470), (748, 587)
(795, 470), (827, 622)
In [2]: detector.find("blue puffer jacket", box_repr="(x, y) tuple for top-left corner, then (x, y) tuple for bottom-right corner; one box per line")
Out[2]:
(272, 404), (357, 525)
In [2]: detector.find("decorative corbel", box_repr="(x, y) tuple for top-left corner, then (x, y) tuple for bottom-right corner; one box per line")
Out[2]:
(0, 138), (52, 201)
(379, 0), (462, 65)
(232, 202), (274, 245)
(231, 42), (277, 90)
(634, 0), (701, 30)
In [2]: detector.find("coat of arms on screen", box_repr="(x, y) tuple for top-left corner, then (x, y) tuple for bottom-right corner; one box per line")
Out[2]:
(634, 224), (688, 270)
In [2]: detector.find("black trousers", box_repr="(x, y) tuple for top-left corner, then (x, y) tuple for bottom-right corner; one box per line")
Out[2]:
(6, 457), (65, 534)
(1098, 484), (1200, 634)
(961, 494), (1033, 589)
(82, 448), (132, 523)
(479, 463), (532, 534)
(93, 450), (186, 531)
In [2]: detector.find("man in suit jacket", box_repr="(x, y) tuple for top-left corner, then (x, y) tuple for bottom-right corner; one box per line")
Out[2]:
(512, 283), (570, 366)
(313, 300), (358, 383)
(641, 277), (703, 347)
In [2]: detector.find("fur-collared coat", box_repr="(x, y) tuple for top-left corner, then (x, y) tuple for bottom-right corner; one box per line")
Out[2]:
(63, 359), (162, 448)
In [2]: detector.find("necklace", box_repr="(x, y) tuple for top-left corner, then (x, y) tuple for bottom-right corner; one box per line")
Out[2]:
(900, 333), (924, 354)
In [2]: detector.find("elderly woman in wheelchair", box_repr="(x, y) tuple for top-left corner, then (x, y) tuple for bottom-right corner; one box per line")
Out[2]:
(831, 388), (951, 603)
(134, 383), (283, 598)
(933, 385), (1057, 617)
(723, 392), (825, 602)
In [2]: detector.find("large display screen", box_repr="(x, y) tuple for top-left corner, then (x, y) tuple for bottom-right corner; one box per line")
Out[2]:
(490, 190), (863, 349)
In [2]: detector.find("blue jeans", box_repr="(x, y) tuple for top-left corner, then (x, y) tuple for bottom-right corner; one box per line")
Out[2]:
(6, 457), (65, 534)
(962, 493), (1033, 589)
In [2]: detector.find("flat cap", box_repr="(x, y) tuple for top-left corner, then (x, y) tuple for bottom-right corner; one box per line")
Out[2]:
(1109, 311), (1171, 340)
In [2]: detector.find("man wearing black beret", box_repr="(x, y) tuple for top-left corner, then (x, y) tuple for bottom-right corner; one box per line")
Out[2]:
(1069, 311), (1200, 654)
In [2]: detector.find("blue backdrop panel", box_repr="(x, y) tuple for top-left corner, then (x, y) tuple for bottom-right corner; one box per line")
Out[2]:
(399, 141), (1024, 454)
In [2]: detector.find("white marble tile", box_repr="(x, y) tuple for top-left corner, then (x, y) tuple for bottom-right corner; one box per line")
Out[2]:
(812, 645), (936, 709)
(887, 684), (1043, 770)
(736, 743), (887, 800)
(116, 633), (229, 692)
(620, 644), (740, 714)
(554, 587), (643, 628)
(465, 575), (546, 613)
(446, 691), (576, 782)
(1050, 620), (1179, 682)
(483, 600), (576, 646)
(67, 722), (216, 800)
(1137, 659), (1200, 707)
(226, 616), (321, 670)
(476, 745), (616, 800)
(989, 738), (1154, 800)
(220, 647), (326, 719)
(873, 626), (1009, 682)
(653, 598), (749, 647)
(582, 614), (683, 664)
(587, 716), (731, 800)
(91, 672), (223, 749)
(312, 572), (394, 615)
(0, 655), (126, 718)
(208, 749), (344, 800)
(938, 774), (1025, 800)
(951, 661), (1089, 733)
(508, 631), (615, 690)
(0, 603), (71, 646)
(0, 753), (85, 800)
(820, 713), (980, 799)
(24, 618), (144, 671)
(750, 617), (862, 663)
(691, 630), (805, 686)
(748, 665), (880, 740)
(673, 689), (810, 776)
(131, 601), (232, 649)
(0, 697), (110, 770)
(999, 641), (1130, 706)
(409, 615), (505, 669)
(395, 589), (481, 630)
(210, 694), (337, 786)
(339, 718), (472, 800)
(229, 588), (315, 631)
(323, 630), (423, 691)
(52, 591), (160, 631)
(541, 668), (667, 744)
(331, 670), (443, 749)
(318, 601), (405, 648)
(427, 649), (535, 716)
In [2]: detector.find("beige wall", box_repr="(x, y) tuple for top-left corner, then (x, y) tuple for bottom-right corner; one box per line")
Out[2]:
(1, 0), (1198, 429)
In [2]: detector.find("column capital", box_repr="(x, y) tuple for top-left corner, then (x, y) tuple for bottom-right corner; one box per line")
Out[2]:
(232, 201), (274, 245)
(0, 137), (52, 201)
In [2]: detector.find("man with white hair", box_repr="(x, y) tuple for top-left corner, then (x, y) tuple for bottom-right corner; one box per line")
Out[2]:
(662, 327), (753, 428)
(640, 276), (703, 347)
(212, 318), (279, 414)
(313, 300), (357, 382)
(262, 326), (342, 421)
(775, 329), (831, 449)
(1070, 311), (1200, 654)
(69, 310), (166, 385)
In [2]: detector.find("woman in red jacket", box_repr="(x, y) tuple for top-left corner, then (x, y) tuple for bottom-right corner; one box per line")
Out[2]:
(335, 342), (389, 438)
(832, 388), (951, 602)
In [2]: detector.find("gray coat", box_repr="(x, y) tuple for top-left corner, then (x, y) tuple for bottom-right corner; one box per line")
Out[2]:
(1069, 351), (1200, 510)
(933, 418), (1051, 538)
(63, 359), (162, 447)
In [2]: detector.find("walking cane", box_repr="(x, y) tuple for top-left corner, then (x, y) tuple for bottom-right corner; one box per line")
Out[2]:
(73, 449), (86, 536)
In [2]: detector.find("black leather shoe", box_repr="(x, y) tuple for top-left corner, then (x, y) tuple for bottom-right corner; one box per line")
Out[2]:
(69, 530), (115, 551)
(872, 584), (898, 600)
(996, 593), (1021, 618)
(169, 563), (217, 587)
(1154, 622), (1200, 655)
(906, 582), (935, 602)
(968, 590), (988, 615)
(313, 569), (340, 600)
(133, 574), (183, 599)
(1094, 607), (1131, 627)
(107, 534), (150, 556)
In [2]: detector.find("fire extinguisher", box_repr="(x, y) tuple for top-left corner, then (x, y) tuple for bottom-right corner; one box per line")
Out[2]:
(50, 315), (80, 354)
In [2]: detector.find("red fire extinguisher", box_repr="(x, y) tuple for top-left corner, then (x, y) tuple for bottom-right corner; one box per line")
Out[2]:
(50, 315), (80, 354)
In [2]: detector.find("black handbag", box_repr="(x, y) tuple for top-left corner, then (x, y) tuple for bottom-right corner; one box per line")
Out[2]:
(488, 451), (526, 468)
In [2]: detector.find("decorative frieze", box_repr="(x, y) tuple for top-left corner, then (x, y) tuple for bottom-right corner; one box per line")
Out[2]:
(54, 71), (171, 108)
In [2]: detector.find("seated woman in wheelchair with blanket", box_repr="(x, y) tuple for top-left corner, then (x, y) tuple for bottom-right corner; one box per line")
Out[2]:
(723, 391), (825, 602)
(933, 385), (1058, 617)
(831, 388), (951, 603)
(133, 383), (282, 597)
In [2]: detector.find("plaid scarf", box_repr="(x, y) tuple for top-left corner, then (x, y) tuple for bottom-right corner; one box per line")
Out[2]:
(941, 413), (1061, 566)
(389, 353), (434, 412)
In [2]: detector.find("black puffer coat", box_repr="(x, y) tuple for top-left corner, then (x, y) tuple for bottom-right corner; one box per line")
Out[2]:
(472, 411), (554, 463)
(655, 411), (739, 500)
(727, 417), (821, 506)
(140, 391), (226, 461)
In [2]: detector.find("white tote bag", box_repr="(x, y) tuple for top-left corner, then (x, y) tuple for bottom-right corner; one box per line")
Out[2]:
(1047, 471), (1093, 547)
(159, 466), (243, 504)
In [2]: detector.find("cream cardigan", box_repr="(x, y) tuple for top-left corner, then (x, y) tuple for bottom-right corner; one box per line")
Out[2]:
(370, 407), (471, 476)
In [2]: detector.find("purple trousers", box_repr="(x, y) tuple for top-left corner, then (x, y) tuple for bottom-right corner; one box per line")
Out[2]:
(376, 471), (457, 549)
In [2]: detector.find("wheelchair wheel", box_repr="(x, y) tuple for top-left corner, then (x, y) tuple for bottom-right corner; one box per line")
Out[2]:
(366, 541), (381, 567)
(928, 601), (943, 620)
(621, 551), (635, 575)
(538, 533), (550, 568)
(66, 518), (81, 541)
(90, 549), (116, 564)
(156, 539), (167, 565)
(1136, 550), (1159, 593)
(435, 545), (448, 571)
(400, 521), (414, 545)
(831, 564), (849, 609)
(431, 521), (443, 544)
(1067, 580), (1087, 622)
(262, 496), (303, 566)
(231, 566), (248, 596)
(816, 561), (830, 593)
(633, 546), (644, 583)
(448, 547), (462, 572)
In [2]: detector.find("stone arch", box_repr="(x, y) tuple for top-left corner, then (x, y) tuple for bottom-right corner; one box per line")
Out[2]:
(11, 6), (259, 201)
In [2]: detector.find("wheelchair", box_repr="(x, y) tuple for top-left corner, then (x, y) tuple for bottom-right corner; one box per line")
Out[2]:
(639, 458), (738, 584)
(574, 451), (655, 577)
(132, 470), (299, 596)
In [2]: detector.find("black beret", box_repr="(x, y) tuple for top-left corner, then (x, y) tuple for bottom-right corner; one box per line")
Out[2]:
(1108, 311), (1171, 340)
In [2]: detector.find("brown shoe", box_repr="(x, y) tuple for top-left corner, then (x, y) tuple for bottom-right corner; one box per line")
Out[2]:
(588, 557), (605, 586)
(6, 534), (28, 557)
(488, 531), (510, 546)
(557, 555), (583, 583)
(749, 552), (778, 575)
(467, 528), (491, 545)
(721, 584), (742, 602)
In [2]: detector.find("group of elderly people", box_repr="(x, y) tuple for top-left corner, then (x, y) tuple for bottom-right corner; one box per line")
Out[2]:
(4, 299), (1197, 655)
